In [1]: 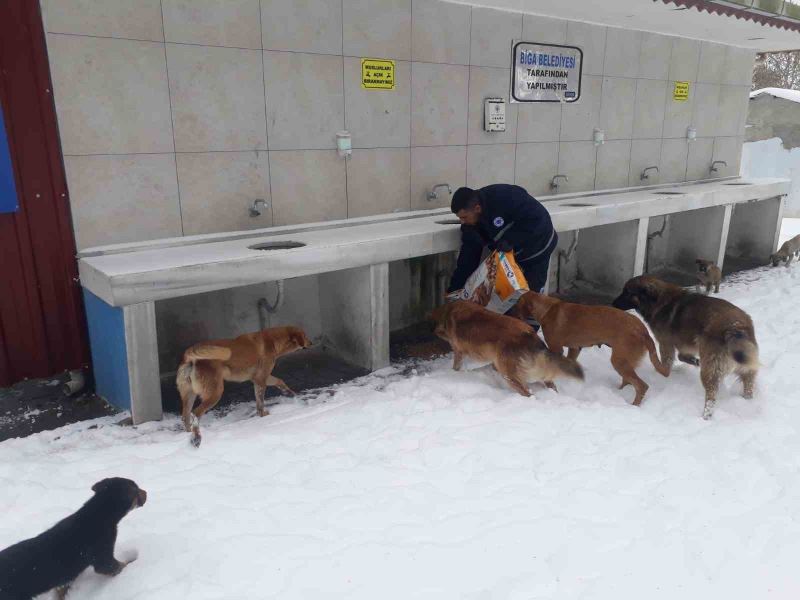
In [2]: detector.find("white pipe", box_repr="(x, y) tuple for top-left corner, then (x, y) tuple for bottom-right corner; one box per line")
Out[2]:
(62, 369), (85, 396)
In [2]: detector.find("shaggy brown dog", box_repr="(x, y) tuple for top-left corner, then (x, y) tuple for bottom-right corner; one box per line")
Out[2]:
(612, 276), (758, 419)
(431, 300), (583, 396)
(177, 326), (311, 447)
(515, 291), (668, 406)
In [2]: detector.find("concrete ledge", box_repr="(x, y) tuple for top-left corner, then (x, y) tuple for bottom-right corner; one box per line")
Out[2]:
(79, 178), (790, 307)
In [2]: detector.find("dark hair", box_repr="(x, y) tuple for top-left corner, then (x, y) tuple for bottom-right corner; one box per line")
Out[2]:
(451, 187), (479, 213)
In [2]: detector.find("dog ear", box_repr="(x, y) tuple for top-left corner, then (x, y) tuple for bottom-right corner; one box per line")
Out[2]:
(92, 479), (112, 494)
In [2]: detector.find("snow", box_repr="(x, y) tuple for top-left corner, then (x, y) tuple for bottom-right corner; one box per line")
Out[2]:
(750, 87), (800, 104)
(779, 217), (800, 245)
(5, 243), (800, 598)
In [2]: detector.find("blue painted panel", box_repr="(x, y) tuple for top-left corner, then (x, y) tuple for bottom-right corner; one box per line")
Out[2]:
(82, 290), (131, 410)
(0, 105), (19, 214)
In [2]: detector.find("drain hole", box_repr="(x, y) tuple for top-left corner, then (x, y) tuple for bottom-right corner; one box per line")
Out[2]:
(561, 203), (594, 207)
(248, 241), (306, 251)
(723, 182), (751, 186)
(652, 191), (684, 195)
(436, 219), (461, 225)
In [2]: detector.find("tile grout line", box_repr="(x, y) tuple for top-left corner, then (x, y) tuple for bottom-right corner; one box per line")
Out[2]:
(409, 0), (413, 210)
(593, 25), (609, 191)
(158, 0), (184, 236)
(258, 0), (275, 228)
(512, 14), (522, 186)
(465, 6), (472, 187)
(341, 0), (348, 219)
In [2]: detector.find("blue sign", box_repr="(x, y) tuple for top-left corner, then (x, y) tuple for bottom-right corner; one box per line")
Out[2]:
(0, 105), (19, 214)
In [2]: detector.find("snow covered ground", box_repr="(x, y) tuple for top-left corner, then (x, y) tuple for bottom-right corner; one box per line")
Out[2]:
(4, 226), (800, 599)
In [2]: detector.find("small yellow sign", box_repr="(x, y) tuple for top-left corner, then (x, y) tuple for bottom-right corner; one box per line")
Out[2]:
(362, 58), (395, 90)
(673, 81), (690, 102)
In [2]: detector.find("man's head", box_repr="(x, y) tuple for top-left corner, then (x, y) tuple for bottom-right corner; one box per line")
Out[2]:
(451, 187), (482, 225)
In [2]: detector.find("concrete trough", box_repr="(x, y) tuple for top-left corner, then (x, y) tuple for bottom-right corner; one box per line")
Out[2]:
(77, 178), (789, 424)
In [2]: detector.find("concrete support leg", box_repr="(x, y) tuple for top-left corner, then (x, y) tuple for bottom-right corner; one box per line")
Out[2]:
(634, 218), (649, 276)
(319, 263), (390, 371)
(83, 291), (163, 424)
(717, 204), (733, 270)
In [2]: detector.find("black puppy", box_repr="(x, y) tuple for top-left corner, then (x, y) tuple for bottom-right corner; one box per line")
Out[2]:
(0, 477), (147, 599)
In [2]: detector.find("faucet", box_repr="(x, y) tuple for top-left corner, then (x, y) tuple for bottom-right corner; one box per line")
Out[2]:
(427, 183), (452, 201)
(249, 198), (269, 217)
(640, 166), (659, 181)
(551, 174), (568, 191)
(710, 160), (727, 174)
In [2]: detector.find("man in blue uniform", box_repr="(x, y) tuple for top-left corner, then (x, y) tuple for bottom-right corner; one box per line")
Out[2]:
(447, 184), (557, 298)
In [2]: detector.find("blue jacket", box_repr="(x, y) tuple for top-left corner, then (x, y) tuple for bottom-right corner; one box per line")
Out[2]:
(447, 184), (555, 292)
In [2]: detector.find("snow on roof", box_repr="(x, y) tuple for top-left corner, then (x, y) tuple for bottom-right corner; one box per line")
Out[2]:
(750, 88), (800, 103)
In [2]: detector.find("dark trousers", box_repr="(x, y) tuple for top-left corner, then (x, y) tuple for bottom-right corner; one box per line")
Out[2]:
(519, 232), (558, 293)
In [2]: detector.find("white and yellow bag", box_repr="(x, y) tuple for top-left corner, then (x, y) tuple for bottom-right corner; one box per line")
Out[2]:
(448, 251), (529, 313)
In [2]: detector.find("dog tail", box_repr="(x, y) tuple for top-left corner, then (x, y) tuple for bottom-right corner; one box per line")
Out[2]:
(184, 345), (232, 362)
(725, 327), (759, 369)
(643, 332), (670, 377)
(529, 349), (584, 383)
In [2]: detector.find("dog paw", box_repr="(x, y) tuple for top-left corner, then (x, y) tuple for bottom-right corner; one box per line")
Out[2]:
(257, 408), (270, 417)
(190, 432), (202, 448)
(702, 409), (713, 420)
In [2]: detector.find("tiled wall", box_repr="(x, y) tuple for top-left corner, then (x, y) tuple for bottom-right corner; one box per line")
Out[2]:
(42, 0), (755, 250)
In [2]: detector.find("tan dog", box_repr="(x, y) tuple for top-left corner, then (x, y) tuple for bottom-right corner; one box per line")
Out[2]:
(431, 301), (583, 396)
(515, 292), (668, 406)
(613, 276), (758, 419)
(770, 234), (800, 267)
(176, 326), (312, 446)
(695, 258), (722, 294)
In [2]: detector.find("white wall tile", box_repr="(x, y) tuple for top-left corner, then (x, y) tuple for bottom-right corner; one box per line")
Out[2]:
(412, 0), (470, 64)
(262, 0), (343, 54)
(48, 35), (173, 155)
(162, 0), (261, 48)
(557, 141), (596, 192)
(466, 144), (515, 188)
(560, 75), (602, 142)
(65, 154), (181, 249)
(566, 21), (606, 76)
(595, 139), (631, 190)
(515, 142), (559, 198)
(343, 0), (411, 60)
(346, 148), (411, 217)
(411, 62), (469, 146)
(467, 67), (517, 145)
(470, 6), (521, 68)
(603, 28), (640, 78)
(410, 146), (466, 209)
(269, 150), (346, 225)
(42, 0), (163, 40)
(264, 51), (344, 150)
(167, 44), (267, 152)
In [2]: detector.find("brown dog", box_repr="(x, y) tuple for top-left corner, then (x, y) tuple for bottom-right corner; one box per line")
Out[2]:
(515, 292), (669, 406)
(431, 300), (583, 396)
(176, 326), (312, 446)
(612, 276), (758, 419)
(770, 234), (800, 267)
(695, 259), (722, 294)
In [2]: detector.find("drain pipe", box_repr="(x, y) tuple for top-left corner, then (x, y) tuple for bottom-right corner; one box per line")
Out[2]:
(257, 280), (285, 329)
(644, 216), (668, 274)
(62, 369), (85, 396)
(556, 232), (580, 294)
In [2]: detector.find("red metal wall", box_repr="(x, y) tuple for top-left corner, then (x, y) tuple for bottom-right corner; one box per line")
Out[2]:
(0, 0), (89, 386)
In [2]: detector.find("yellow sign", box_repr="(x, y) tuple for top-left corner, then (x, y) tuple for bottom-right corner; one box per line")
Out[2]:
(362, 58), (395, 90)
(673, 81), (690, 102)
